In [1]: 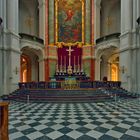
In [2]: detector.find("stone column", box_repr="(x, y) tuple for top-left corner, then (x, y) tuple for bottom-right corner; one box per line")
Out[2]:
(85, 0), (91, 44)
(131, 0), (139, 92)
(93, 0), (101, 80)
(94, 0), (101, 42)
(132, 0), (136, 29)
(135, 0), (140, 93)
(39, 59), (45, 81)
(4, 0), (20, 94)
(44, 0), (49, 81)
(120, 0), (133, 91)
(108, 62), (111, 81)
(137, 24), (140, 93)
(0, 0), (7, 29)
(121, 0), (132, 33)
(137, 0), (140, 19)
(48, 0), (54, 44)
(95, 58), (101, 80)
(38, 0), (45, 40)
(7, 0), (19, 33)
(0, 0), (6, 96)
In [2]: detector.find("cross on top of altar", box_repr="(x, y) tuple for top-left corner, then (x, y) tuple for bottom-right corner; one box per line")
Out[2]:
(66, 46), (74, 74)
(66, 46), (74, 56)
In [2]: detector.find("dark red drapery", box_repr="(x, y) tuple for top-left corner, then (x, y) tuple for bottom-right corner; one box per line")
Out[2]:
(57, 45), (82, 71)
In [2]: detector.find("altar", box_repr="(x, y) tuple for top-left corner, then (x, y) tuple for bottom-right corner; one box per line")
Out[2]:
(54, 72), (89, 81)
(61, 77), (79, 89)
(56, 44), (83, 75)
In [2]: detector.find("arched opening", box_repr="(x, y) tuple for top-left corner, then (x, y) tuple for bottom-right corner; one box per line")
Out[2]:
(20, 47), (40, 82)
(98, 47), (119, 81)
(20, 55), (31, 82)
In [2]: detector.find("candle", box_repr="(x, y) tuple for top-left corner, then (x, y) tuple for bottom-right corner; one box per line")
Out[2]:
(61, 55), (62, 66)
(74, 56), (75, 66)
(64, 56), (66, 66)
(78, 56), (79, 65)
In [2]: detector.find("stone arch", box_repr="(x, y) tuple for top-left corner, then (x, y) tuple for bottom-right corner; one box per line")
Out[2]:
(95, 45), (119, 81)
(20, 45), (44, 82)
(20, 43), (44, 60)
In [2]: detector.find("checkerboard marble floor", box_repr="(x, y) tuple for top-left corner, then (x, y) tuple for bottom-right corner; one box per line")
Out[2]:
(9, 99), (140, 140)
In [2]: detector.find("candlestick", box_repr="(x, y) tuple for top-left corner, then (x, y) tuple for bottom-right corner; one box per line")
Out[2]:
(77, 56), (80, 73)
(73, 56), (76, 73)
(60, 55), (62, 73)
(78, 56), (79, 66)
(56, 64), (59, 73)
(79, 55), (81, 72)
(61, 55), (62, 66)
(64, 56), (66, 73)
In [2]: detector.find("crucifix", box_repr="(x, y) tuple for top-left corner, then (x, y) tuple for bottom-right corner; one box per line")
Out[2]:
(66, 46), (74, 75)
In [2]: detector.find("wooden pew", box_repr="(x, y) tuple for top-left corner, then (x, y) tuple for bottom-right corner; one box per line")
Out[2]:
(0, 102), (9, 140)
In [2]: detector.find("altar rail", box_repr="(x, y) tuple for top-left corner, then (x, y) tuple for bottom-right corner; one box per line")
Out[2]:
(0, 102), (9, 140)
(18, 81), (121, 89)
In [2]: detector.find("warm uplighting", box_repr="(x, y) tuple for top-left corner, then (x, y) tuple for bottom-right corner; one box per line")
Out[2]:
(20, 55), (31, 82)
(111, 64), (118, 81)
(23, 69), (27, 82)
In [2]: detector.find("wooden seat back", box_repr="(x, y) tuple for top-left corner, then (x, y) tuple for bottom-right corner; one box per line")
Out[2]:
(0, 102), (9, 140)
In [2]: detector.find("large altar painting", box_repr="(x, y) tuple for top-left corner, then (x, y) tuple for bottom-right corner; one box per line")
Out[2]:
(56, 0), (84, 43)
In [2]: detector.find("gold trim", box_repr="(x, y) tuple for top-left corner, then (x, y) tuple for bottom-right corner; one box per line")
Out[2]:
(82, 0), (85, 44)
(55, 0), (85, 46)
(48, 44), (57, 47)
(55, 0), (58, 44)
(56, 42), (83, 48)
(84, 43), (94, 47)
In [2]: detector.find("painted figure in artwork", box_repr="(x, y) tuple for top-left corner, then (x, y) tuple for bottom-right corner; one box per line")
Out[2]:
(58, 0), (82, 43)
(65, 9), (74, 22)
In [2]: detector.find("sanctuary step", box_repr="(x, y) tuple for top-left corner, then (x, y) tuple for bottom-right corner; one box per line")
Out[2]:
(18, 81), (121, 89)
(5, 87), (137, 103)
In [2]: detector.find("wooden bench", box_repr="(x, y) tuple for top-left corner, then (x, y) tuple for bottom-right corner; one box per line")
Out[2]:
(0, 102), (9, 140)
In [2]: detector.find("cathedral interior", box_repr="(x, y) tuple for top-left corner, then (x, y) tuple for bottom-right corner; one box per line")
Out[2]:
(0, 0), (140, 140)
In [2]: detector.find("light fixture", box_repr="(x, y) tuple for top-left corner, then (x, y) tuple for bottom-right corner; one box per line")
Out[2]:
(119, 65), (127, 74)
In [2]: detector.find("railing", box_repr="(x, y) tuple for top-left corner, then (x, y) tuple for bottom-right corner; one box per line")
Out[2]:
(18, 81), (121, 89)
(19, 33), (44, 44)
(96, 33), (120, 44)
